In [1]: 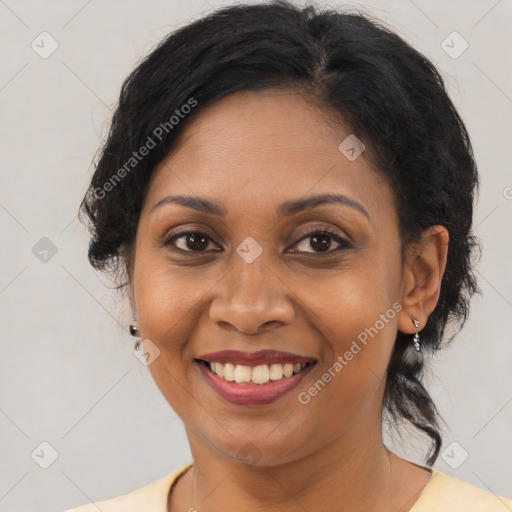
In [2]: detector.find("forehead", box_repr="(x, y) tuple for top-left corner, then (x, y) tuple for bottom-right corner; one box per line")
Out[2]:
(171, 88), (352, 160)
(145, 89), (394, 226)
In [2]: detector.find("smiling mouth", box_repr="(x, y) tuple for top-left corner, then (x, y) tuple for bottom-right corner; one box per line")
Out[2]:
(195, 359), (316, 386)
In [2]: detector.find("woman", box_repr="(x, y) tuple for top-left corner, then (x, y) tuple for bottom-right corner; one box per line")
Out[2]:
(65, 1), (512, 511)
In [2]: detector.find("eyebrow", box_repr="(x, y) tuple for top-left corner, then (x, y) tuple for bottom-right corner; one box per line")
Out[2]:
(150, 193), (370, 220)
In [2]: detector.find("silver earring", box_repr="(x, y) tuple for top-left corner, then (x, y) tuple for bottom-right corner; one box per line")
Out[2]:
(129, 314), (142, 351)
(412, 318), (421, 352)
(129, 314), (140, 336)
(403, 316), (424, 366)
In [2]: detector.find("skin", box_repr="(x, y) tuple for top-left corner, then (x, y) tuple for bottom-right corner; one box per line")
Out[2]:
(129, 88), (449, 512)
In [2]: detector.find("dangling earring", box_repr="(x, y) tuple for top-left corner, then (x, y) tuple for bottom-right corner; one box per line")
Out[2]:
(403, 316), (424, 366)
(412, 318), (421, 352)
(129, 314), (142, 351)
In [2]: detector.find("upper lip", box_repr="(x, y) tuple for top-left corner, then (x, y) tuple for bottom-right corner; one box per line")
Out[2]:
(195, 349), (317, 366)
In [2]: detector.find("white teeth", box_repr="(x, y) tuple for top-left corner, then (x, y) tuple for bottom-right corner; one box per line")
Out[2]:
(213, 362), (224, 378)
(207, 361), (311, 385)
(234, 365), (252, 383)
(251, 364), (270, 384)
(223, 363), (235, 381)
(283, 363), (294, 377)
(269, 364), (283, 380)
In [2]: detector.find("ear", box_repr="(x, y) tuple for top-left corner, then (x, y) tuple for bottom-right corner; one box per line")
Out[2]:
(397, 225), (449, 334)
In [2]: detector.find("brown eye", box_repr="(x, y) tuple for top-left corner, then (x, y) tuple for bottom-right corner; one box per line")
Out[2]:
(291, 229), (351, 254)
(163, 231), (219, 252)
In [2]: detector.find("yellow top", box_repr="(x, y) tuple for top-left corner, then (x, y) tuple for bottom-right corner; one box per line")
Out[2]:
(64, 462), (512, 512)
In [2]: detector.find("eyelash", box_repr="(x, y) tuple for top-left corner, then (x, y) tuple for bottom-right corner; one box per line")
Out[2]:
(162, 228), (351, 254)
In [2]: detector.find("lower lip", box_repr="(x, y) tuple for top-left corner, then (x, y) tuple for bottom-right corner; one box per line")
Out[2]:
(196, 361), (316, 406)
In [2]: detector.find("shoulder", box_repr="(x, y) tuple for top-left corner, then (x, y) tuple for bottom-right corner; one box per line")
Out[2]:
(63, 463), (193, 512)
(411, 468), (512, 512)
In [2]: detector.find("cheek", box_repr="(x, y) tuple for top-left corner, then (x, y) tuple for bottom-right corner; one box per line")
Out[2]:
(309, 250), (401, 350)
(131, 243), (202, 375)
(134, 262), (203, 352)
(302, 257), (401, 415)
(132, 261), (206, 414)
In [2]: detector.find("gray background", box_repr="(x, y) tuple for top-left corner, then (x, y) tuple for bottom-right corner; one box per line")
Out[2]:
(0, 0), (511, 510)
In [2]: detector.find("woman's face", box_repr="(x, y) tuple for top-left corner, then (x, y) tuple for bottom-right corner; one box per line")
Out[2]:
(131, 89), (414, 466)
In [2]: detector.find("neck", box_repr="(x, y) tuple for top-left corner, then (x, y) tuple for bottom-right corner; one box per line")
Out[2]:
(174, 418), (398, 512)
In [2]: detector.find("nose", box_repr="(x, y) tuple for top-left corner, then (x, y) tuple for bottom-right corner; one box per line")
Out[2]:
(208, 253), (295, 335)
